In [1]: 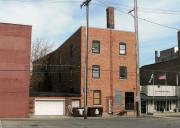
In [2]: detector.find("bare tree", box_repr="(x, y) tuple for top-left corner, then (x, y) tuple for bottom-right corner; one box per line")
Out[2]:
(31, 38), (54, 62)
(30, 38), (54, 92)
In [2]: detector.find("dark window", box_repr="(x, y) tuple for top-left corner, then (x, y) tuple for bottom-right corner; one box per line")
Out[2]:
(119, 43), (126, 55)
(70, 45), (73, 64)
(59, 53), (62, 64)
(92, 65), (100, 79)
(119, 66), (127, 79)
(70, 45), (73, 57)
(93, 90), (101, 105)
(125, 92), (134, 110)
(59, 72), (62, 83)
(92, 40), (100, 53)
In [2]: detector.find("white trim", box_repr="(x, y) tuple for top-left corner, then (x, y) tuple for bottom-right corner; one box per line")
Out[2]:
(35, 98), (65, 101)
(93, 105), (103, 107)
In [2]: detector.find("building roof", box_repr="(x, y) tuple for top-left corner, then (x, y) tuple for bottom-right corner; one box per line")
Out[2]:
(141, 58), (180, 72)
(0, 22), (32, 27)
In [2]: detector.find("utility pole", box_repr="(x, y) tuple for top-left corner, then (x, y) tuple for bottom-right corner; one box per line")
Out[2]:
(177, 73), (179, 108)
(134, 0), (141, 117)
(81, 0), (91, 119)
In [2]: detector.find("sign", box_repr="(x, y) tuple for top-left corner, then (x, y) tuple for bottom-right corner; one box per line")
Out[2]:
(136, 96), (139, 102)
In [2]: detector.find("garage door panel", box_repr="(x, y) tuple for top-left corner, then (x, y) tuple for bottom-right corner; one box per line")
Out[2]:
(35, 100), (64, 115)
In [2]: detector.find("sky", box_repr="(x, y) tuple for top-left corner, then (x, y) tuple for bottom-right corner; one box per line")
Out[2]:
(0, 0), (180, 66)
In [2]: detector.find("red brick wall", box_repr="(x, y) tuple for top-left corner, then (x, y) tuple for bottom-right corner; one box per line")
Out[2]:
(80, 27), (136, 113)
(0, 23), (31, 118)
(32, 26), (136, 114)
(106, 7), (115, 29)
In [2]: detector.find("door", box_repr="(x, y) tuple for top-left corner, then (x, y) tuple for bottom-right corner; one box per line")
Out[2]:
(125, 92), (134, 110)
(35, 99), (65, 115)
(141, 101), (146, 113)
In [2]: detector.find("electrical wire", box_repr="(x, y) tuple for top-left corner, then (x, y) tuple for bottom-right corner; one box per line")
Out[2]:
(95, 0), (180, 15)
(94, 0), (180, 31)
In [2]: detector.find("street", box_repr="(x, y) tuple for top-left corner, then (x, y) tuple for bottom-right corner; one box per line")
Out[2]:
(1, 117), (180, 128)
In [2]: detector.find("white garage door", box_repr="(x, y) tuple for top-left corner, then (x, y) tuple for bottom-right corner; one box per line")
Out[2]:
(35, 99), (64, 115)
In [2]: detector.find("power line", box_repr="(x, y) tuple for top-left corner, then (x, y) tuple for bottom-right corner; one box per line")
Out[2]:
(95, 0), (180, 14)
(94, 0), (180, 31)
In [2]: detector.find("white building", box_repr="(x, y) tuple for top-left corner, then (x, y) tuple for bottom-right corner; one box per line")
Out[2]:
(141, 85), (179, 114)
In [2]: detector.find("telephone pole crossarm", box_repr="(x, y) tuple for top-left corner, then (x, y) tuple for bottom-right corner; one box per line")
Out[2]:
(81, 0), (91, 8)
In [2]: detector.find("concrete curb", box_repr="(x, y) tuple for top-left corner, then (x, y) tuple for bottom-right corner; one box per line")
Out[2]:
(153, 115), (180, 120)
(0, 115), (139, 121)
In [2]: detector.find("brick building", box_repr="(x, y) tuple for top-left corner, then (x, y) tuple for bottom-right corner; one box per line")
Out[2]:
(140, 31), (180, 86)
(0, 23), (31, 117)
(140, 31), (180, 114)
(32, 7), (137, 115)
(155, 47), (178, 63)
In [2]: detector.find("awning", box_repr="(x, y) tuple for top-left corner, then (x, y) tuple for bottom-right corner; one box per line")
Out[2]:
(141, 93), (178, 101)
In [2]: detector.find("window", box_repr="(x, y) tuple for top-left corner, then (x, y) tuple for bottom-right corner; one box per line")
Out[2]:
(115, 91), (122, 106)
(70, 45), (73, 57)
(59, 72), (62, 83)
(92, 40), (100, 53)
(125, 92), (134, 110)
(59, 53), (62, 64)
(93, 90), (101, 105)
(119, 66), (127, 79)
(70, 45), (73, 64)
(92, 65), (100, 79)
(119, 43), (126, 55)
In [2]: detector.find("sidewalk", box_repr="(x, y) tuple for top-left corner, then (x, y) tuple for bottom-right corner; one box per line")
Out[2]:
(153, 112), (180, 119)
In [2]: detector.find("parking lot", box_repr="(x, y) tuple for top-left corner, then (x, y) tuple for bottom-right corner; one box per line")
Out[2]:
(0, 116), (180, 128)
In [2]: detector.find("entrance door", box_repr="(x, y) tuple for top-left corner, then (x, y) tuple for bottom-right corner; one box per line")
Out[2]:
(125, 92), (134, 110)
(141, 101), (146, 113)
(157, 101), (164, 111)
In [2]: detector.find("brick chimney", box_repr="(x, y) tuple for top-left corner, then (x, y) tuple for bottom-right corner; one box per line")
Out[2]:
(106, 7), (114, 29)
(155, 50), (158, 63)
(178, 31), (180, 57)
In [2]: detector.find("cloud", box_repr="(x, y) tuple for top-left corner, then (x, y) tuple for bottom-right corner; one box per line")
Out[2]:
(0, 0), (179, 66)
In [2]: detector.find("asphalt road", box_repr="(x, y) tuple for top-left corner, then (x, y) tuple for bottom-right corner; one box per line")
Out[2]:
(1, 117), (180, 128)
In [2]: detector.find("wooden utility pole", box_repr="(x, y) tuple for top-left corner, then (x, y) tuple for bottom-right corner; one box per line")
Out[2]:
(81, 0), (91, 119)
(134, 0), (141, 117)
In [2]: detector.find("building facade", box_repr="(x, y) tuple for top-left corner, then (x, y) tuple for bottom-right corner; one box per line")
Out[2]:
(0, 23), (31, 117)
(32, 7), (137, 115)
(141, 85), (178, 113)
(155, 47), (178, 63)
(140, 31), (180, 114)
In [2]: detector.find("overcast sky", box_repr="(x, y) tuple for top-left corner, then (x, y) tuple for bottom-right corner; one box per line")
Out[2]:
(0, 0), (180, 66)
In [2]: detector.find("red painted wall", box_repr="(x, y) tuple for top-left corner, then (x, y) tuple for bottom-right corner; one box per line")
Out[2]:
(0, 23), (31, 118)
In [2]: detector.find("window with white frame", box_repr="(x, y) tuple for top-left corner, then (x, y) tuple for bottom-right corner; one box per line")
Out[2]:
(119, 43), (126, 55)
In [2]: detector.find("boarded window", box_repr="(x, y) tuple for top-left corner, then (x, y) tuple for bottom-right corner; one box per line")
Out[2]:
(93, 90), (101, 105)
(115, 91), (122, 105)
